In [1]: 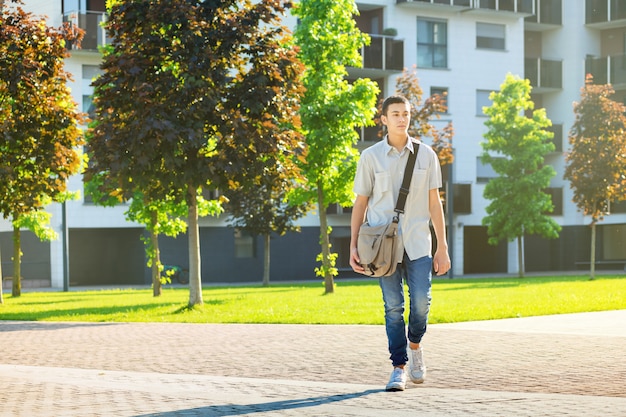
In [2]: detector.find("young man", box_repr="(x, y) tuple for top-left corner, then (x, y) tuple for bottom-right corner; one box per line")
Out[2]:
(350, 95), (450, 391)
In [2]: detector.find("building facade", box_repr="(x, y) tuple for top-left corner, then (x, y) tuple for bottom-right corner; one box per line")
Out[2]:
(2, 0), (625, 288)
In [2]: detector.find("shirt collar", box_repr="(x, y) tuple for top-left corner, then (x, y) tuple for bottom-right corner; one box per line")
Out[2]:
(384, 135), (417, 155)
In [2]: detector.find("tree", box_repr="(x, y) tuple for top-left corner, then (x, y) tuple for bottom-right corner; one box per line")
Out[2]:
(221, 7), (308, 287)
(86, 171), (222, 296)
(0, 1), (84, 297)
(225, 154), (310, 286)
(481, 73), (561, 277)
(565, 75), (626, 279)
(293, 0), (379, 294)
(86, 0), (304, 306)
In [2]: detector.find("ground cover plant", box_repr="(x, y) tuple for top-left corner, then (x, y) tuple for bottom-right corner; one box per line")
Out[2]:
(0, 275), (624, 324)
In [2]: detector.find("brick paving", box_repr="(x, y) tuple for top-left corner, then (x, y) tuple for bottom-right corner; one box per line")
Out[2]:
(0, 311), (625, 416)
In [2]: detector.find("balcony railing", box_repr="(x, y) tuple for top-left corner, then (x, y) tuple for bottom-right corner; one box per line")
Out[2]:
(64, 11), (109, 51)
(396, 0), (471, 6)
(586, 0), (626, 25)
(473, 0), (534, 13)
(360, 35), (404, 72)
(585, 54), (626, 86)
(525, 57), (562, 90)
(397, 0), (533, 14)
(525, 0), (562, 26)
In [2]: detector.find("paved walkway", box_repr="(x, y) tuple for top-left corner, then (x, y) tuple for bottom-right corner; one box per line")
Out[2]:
(0, 310), (625, 416)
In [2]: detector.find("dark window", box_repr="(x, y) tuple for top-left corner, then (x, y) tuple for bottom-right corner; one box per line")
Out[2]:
(546, 187), (563, 216)
(477, 22), (505, 50)
(417, 19), (448, 69)
(453, 183), (472, 214)
(610, 200), (626, 214)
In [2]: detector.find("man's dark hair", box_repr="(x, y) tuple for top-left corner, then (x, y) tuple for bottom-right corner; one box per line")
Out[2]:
(382, 95), (410, 116)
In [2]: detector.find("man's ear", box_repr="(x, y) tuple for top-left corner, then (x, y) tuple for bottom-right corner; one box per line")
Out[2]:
(380, 114), (388, 126)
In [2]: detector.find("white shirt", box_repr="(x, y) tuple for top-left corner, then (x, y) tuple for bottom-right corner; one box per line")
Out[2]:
(353, 136), (442, 260)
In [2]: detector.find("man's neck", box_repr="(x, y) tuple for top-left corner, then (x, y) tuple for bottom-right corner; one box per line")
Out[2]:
(387, 133), (409, 152)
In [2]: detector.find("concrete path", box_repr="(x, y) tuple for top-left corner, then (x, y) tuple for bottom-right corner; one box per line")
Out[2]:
(0, 310), (625, 416)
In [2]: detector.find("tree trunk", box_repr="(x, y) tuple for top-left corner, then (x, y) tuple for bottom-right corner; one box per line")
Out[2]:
(187, 187), (203, 307)
(590, 221), (596, 280)
(517, 234), (525, 278)
(150, 210), (162, 297)
(317, 183), (334, 294)
(12, 225), (21, 297)
(263, 234), (270, 286)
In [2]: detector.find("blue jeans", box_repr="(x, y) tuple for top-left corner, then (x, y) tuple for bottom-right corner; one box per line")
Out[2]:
(379, 254), (432, 367)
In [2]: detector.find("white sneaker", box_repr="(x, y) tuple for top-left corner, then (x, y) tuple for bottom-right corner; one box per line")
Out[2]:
(385, 367), (407, 391)
(408, 346), (426, 384)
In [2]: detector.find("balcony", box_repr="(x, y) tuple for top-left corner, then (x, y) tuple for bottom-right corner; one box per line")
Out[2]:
(396, 0), (472, 12)
(525, 57), (562, 92)
(585, 54), (626, 88)
(64, 10), (109, 51)
(349, 35), (404, 78)
(397, 0), (534, 17)
(525, 0), (562, 31)
(586, 0), (626, 28)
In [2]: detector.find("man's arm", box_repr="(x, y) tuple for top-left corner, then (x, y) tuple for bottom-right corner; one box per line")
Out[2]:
(349, 194), (369, 274)
(429, 188), (451, 276)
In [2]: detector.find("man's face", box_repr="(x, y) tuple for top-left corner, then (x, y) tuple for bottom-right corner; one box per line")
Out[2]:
(381, 102), (410, 136)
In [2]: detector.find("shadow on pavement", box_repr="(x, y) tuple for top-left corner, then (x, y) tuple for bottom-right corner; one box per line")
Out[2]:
(135, 389), (384, 416)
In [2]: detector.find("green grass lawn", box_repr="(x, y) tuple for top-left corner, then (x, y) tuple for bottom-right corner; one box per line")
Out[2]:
(1, 274), (624, 324)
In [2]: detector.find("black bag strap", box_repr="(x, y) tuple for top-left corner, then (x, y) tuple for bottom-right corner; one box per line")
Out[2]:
(393, 142), (419, 222)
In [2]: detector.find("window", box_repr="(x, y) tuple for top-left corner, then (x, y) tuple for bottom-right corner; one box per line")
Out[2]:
(234, 229), (255, 258)
(476, 156), (503, 183)
(476, 22), (505, 50)
(82, 65), (102, 121)
(545, 187), (563, 216)
(453, 183), (472, 214)
(430, 87), (448, 113)
(603, 225), (626, 260)
(476, 90), (493, 116)
(547, 124), (563, 152)
(609, 200), (626, 214)
(417, 18), (447, 69)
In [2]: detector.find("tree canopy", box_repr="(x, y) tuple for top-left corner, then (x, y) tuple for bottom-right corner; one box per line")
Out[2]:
(87, 0), (305, 305)
(481, 74), (560, 277)
(293, 0), (379, 293)
(0, 1), (84, 296)
(565, 75), (626, 278)
(565, 75), (626, 224)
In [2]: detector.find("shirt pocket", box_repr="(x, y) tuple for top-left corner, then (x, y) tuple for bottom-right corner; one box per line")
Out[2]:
(373, 171), (392, 206)
(409, 169), (429, 195)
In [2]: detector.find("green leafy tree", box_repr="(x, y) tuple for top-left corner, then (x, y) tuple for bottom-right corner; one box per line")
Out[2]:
(86, 172), (221, 297)
(293, 0), (379, 294)
(481, 74), (561, 278)
(565, 75), (626, 279)
(126, 192), (222, 295)
(86, 0), (304, 306)
(222, 12), (308, 287)
(0, 1), (84, 297)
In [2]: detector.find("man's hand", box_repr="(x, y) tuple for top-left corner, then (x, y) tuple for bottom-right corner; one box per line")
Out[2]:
(433, 249), (451, 276)
(350, 247), (365, 275)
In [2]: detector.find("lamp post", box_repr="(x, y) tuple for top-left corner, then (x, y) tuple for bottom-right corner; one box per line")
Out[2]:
(62, 201), (69, 291)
